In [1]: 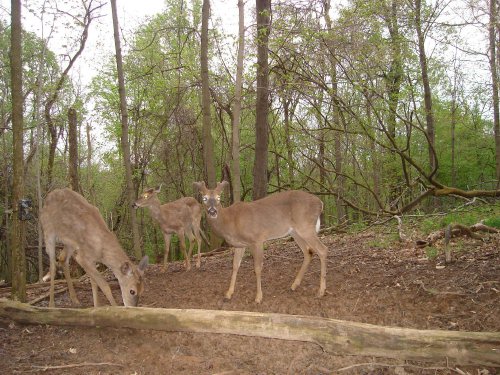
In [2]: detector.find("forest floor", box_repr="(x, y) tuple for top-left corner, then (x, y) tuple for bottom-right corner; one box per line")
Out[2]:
(0, 224), (499, 374)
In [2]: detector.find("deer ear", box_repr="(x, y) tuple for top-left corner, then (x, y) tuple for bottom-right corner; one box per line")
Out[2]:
(216, 180), (229, 194)
(120, 261), (132, 276)
(138, 255), (149, 272)
(193, 181), (207, 194)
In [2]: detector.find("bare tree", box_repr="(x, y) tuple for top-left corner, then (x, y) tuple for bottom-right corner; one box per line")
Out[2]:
(201, 0), (217, 188)
(44, 0), (103, 188)
(10, 0), (26, 302)
(323, 0), (345, 222)
(253, 0), (271, 200)
(231, 0), (245, 202)
(68, 107), (80, 193)
(490, 0), (500, 186)
(110, 0), (142, 259)
(414, 0), (437, 174)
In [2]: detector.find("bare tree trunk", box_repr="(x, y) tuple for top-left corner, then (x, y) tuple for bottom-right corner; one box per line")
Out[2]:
(110, 0), (142, 259)
(10, 0), (26, 302)
(450, 74), (458, 188)
(68, 108), (80, 194)
(86, 122), (95, 204)
(2, 135), (11, 282)
(33, 6), (50, 282)
(323, 0), (345, 222)
(490, 0), (500, 186)
(231, 0), (245, 203)
(43, 1), (98, 188)
(415, 0), (436, 174)
(201, 0), (217, 189)
(283, 98), (294, 186)
(253, 0), (271, 200)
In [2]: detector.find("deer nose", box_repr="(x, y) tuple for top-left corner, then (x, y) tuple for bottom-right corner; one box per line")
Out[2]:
(207, 207), (217, 217)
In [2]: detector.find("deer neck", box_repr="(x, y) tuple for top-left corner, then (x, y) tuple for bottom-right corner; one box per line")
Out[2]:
(145, 198), (163, 223)
(102, 235), (130, 271)
(206, 204), (229, 233)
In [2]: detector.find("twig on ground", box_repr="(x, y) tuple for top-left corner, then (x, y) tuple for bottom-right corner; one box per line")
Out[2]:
(28, 287), (69, 305)
(414, 280), (467, 296)
(336, 362), (465, 373)
(30, 362), (124, 371)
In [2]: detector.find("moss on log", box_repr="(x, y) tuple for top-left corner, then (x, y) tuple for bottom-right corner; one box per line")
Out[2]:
(0, 298), (499, 366)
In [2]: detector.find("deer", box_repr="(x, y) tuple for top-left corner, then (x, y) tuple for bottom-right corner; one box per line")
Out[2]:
(133, 186), (205, 270)
(40, 188), (149, 308)
(193, 180), (328, 304)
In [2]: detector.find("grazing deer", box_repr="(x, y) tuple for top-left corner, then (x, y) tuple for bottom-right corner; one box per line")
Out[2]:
(133, 186), (205, 270)
(40, 188), (149, 308)
(194, 181), (328, 304)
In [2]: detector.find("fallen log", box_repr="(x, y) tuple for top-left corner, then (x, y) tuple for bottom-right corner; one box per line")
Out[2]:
(416, 222), (497, 248)
(0, 298), (498, 367)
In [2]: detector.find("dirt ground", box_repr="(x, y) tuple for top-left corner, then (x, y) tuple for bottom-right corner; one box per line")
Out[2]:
(0, 227), (499, 374)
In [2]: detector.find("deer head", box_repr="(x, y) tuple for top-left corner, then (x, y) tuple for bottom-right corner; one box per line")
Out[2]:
(194, 181), (228, 219)
(118, 255), (149, 306)
(133, 185), (162, 209)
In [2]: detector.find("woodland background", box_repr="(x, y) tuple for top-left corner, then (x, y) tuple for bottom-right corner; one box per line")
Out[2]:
(1, 0), (500, 301)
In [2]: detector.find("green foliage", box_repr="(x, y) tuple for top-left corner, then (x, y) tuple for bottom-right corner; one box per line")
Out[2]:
(483, 217), (500, 228)
(420, 202), (500, 232)
(425, 246), (439, 260)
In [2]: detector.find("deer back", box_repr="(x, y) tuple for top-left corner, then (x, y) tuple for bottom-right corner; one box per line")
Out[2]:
(41, 188), (116, 260)
(211, 190), (323, 245)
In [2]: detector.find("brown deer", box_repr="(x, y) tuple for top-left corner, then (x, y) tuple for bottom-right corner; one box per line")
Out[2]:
(40, 188), (149, 308)
(193, 181), (328, 304)
(133, 186), (205, 270)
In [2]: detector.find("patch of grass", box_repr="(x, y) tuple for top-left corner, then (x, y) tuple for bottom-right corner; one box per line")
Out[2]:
(367, 236), (394, 249)
(348, 222), (368, 233)
(484, 217), (500, 228)
(425, 246), (439, 260)
(419, 203), (500, 233)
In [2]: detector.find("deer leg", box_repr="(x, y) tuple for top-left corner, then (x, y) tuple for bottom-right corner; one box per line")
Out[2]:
(290, 232), (313, 291)
(89, 276), (100, 307)
(225, 247), (245, 300)
(60, 247), (80, 306)
(162, 232), (172, 269)
(306, 235), (328, 297)
(77, 256), (118, 306)
(186, 229), (195, 266)
(178, 229), (191, 271)
(193, 226), (202, 268)
(250, 244), (264, 304)
(45, 235), (57, 308)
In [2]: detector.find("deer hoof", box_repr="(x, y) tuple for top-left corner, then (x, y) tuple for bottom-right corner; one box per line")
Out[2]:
(316, 289), (326, 298)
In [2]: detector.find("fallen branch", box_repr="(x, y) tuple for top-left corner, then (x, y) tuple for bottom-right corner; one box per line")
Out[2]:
(0, 298), (499, 366)
(416, 222), (495, 248)
(30, 362), (123, 371)
(28, 287), (69, 306)
(393, 215), (408, 242)
(414, 280), (467, 296)
(336, 362), (465, 373)
(199, 246), (232, 258)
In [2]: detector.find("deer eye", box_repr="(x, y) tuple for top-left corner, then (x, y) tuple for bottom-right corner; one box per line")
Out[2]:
(202, 196), (208, 202)
(216, 196), (221, 202)
(130, 289), (136, 296)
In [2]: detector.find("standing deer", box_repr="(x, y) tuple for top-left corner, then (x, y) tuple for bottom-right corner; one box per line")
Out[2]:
(194, 181), (328, 304)
(40, 188), (149, 308)
(133, 186), (205, 270)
